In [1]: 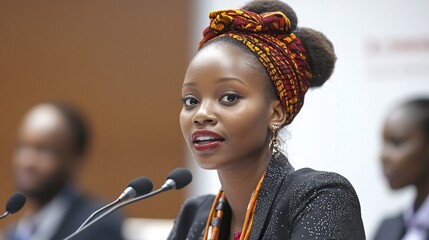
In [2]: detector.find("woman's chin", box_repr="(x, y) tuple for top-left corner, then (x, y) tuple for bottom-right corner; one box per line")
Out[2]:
(388, 181), (408, 190)
(194, 160), (220, 170)
(190, 151), (222, 170)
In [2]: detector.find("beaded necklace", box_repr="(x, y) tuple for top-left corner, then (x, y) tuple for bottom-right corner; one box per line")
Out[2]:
(203, 173), (265, 240)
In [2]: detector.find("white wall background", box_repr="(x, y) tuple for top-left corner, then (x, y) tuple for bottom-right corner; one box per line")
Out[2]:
(186, 0), (429, 238)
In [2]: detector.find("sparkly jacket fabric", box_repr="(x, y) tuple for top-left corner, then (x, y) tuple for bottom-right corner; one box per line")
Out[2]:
(168, 154), (366, 240)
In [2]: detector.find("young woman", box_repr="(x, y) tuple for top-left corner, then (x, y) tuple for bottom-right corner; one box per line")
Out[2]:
(169, 1), (365, 239)
(374, 98), (429, 240)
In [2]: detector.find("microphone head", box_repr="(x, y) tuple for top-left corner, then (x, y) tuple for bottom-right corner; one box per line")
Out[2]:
(6, 192), (26, 214)
(166, 168), (192, 190)
(128, 176), (153, 196)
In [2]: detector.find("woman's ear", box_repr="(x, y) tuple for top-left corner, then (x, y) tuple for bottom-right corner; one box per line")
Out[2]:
(268, 100), (287, 129)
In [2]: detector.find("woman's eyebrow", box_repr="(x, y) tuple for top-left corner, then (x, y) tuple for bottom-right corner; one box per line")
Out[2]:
(217, 77), (246, 85)
(183, 77), (246, 87)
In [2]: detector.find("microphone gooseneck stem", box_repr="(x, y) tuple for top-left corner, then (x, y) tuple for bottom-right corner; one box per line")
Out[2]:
(63, 187), (167, 240)
(76, 198), (120, 232)
(0, 211), (10, 220)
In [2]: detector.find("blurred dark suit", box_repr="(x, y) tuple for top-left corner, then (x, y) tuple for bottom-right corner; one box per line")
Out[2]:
(374, 214), (429, 240)
(4, 191), (124, 240)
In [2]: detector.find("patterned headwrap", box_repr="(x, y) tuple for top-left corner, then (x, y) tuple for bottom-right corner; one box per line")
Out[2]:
(199, 10), (312, 125)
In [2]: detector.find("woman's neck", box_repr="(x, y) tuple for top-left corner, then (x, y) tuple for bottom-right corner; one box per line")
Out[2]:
(414, 178), (429, 211)
(217, 151), (271, 234)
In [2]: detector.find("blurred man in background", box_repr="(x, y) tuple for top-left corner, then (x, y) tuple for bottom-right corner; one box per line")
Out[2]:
(3, 102), (124, 240)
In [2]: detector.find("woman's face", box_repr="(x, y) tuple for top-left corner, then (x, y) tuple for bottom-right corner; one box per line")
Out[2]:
(380, 107), (429, 190)
(180, 42), (282, 170)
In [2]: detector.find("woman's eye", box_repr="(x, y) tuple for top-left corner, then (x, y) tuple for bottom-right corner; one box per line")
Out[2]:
(182, 96), (199, 107)
(220, 93), (240, 104)
(388, 136), (405, 147)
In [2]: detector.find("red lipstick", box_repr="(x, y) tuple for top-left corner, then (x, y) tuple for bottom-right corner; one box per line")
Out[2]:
(191, 130), (225, 152)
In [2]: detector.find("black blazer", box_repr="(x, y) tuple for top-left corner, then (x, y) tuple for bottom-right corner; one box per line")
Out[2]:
(168, 154), (366, 240)
(373, 214), (429, 240)
(4, 194), (124, 240)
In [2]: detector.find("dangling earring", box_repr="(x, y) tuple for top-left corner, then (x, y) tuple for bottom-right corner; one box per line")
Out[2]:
(269, 123), (281, 158)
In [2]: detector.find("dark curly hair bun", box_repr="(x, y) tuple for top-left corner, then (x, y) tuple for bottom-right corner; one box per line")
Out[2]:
(242, 0), (337, 88)
(294, 28), (336, 88)
(242, 0), (297, 34)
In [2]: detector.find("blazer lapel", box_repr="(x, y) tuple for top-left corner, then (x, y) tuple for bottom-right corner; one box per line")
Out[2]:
(249, 154), (294, 239)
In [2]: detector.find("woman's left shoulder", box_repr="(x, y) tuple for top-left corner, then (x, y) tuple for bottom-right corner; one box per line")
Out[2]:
(290, 168), (355, 190)
(275, 168), (366, 239)
(283, 168), (360, 208)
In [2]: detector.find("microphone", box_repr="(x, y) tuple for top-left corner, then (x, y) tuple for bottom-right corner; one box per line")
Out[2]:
(76, 176), (153, 232)
(119, 176), (153, 201)
(64, 168), (192, 240)
(0, 192), (26, 220)
(161, 167), (193, 190)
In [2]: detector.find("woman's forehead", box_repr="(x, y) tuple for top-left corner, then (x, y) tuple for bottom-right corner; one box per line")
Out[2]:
(185, 43), (264, 82)
(385, 107), (423, 135)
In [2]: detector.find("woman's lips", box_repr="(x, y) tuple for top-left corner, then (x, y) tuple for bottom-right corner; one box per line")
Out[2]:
(192, 130), (225, 151)
(383, 167), (395, 180)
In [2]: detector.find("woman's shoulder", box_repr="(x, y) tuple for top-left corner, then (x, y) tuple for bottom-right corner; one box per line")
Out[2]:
(284, 168), (359, 206)
(289, 167), (355, 189)
(268, 168), (366, 239)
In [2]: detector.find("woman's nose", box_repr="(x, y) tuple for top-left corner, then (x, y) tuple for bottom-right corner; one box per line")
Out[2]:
(380, 144), (390, 165)
(192, 102), (217, 125)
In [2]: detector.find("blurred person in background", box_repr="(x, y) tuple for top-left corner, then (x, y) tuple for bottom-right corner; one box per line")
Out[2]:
(3, 102), (124, 240)
(374, 98), (429, 240)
